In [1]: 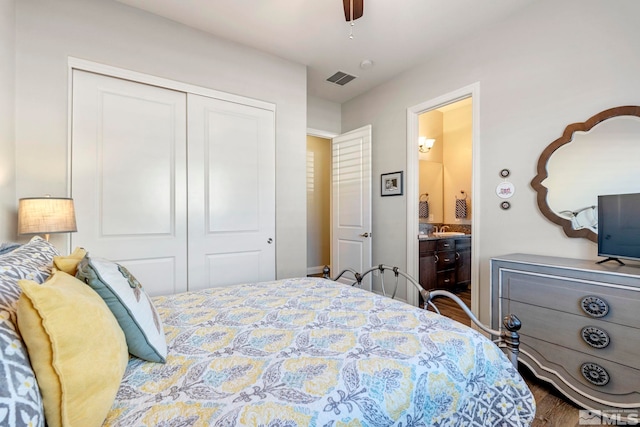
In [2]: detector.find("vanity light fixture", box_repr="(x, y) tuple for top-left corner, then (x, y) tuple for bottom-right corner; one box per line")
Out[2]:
(418, 137), (435, 153)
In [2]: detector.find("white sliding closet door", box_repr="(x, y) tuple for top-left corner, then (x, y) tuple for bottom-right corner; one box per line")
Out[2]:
(187, 94), (275, 291)
(71, 70), (188, 296)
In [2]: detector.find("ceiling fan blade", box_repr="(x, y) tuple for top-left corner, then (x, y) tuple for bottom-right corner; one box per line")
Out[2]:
(343, 0), (364, 21)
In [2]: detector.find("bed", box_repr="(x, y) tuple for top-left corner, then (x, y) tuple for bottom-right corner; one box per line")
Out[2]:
(1, 237), (535, 427)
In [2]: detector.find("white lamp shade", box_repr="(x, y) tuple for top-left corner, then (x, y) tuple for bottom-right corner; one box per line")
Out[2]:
(18, 197), (77, 235)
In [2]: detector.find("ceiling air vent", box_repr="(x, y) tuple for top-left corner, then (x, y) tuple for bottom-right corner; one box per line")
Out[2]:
(326, 71), (357, 86)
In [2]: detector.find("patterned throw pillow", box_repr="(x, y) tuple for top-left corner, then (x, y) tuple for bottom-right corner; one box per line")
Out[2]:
(0, 237), (60, 317)
(76, 255), (167, 363)
(0, 236), (59, 427)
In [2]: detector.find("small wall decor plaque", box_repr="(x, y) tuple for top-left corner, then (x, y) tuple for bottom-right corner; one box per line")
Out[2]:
(496, 181), (515, 199)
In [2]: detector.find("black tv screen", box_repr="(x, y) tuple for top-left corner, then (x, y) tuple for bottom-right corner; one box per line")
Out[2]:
(598, 193), (640, 262)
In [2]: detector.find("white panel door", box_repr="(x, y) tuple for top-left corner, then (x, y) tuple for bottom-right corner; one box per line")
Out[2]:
(187, 94), (275, 291)
(331, 125), (372, 290)
(71, 70), (188, 296)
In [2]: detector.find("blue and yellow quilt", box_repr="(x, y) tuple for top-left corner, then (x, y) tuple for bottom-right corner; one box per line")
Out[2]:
(104, 278), (535, 426)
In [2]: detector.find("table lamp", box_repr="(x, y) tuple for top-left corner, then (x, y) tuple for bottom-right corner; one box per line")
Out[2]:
(17, 196), (77, 241)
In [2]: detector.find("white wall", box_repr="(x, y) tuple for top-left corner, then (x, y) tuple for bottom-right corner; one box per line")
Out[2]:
(341, 0), (640, 322)
(14, 0), (307, 278)
(308, 95), (341, 134)
(0, 0), (16, 241)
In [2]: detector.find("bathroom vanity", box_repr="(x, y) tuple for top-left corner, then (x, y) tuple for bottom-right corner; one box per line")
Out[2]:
(419, 234), (471, 291)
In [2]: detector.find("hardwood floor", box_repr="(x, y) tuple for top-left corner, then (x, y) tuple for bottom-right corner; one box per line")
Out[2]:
(521, 366), (581, 427)
(432, 287), (582, 427)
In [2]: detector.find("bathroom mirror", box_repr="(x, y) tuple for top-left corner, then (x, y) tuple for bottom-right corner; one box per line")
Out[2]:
(419, 161), (443, 223)
(531, 106), (640, 242)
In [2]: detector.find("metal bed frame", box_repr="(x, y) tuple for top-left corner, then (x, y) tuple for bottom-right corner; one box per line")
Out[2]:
(326, 264), (522, 368)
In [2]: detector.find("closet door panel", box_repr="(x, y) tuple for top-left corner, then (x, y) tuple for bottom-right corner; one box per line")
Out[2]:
(207, 111), (260, 232)
(188, 94), (275, 291)
(71, 70), (188, 296)
(206, 252), (261, 288)
(100, 93), (174, 235)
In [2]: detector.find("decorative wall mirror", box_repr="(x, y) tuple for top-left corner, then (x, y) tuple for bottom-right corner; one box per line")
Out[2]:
(531, 106), (640, 242)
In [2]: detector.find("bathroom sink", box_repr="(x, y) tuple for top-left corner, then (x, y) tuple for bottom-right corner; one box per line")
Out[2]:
(432, 231), (466, 237)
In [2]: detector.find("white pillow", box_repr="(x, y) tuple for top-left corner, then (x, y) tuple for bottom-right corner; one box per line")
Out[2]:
(75, 255), (167, 363)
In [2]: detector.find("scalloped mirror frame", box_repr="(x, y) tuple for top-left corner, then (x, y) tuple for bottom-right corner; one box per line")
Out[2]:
(531, 105), (640, 243)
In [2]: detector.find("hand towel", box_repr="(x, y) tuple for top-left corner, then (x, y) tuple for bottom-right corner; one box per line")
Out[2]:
(419, 194), (429, 218)
(455, 198), (467, 219)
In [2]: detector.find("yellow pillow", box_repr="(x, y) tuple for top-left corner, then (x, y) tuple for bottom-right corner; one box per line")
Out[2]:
(17, 271), (128, 427)
(52, 247), (87, 275)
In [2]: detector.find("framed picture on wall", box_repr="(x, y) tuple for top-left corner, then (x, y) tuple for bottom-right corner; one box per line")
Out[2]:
(381, 171), (403, 196)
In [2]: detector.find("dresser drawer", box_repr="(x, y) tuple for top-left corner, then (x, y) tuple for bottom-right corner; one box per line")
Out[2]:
(505, 300), (640, 369)
(521, 336), (640, 403)
(501, 270), (640, 329)
(437, 269), (455, 289)
(436, 250), (456, 271)
(436, 238), (454, 251)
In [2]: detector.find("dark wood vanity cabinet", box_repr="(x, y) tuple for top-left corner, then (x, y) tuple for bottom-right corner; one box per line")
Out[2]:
(419, 236), (471, 291)
(435, 239), (456, 289)
(419, 240), (437, 290)
(454, 237), (471, 287)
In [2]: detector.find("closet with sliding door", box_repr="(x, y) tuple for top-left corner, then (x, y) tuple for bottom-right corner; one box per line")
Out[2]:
(70, 68), (275, 296)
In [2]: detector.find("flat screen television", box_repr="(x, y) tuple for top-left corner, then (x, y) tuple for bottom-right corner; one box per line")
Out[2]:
(597, 192), (640, 265)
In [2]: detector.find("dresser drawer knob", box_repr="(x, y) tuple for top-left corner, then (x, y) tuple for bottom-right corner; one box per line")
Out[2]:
(581, 363), (610, 386)
(581, 326), (610, 349)
(580, 296), (609, 318)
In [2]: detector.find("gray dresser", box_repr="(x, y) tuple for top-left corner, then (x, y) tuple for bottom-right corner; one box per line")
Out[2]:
(491, 254), (640, 417)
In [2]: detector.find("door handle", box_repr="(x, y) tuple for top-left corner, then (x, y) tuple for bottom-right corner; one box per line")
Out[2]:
(359, 232), (370, 238)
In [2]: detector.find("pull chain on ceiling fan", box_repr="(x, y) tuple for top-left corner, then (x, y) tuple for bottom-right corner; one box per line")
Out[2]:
(343, 0), (363, 39)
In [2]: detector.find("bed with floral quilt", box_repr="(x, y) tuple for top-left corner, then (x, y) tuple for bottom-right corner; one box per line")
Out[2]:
(0, 238), (535, 427)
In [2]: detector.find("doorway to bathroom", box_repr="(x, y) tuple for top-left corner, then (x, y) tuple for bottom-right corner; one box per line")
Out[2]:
(418, 98), (472, 236)
(406, 83), (479, 318)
